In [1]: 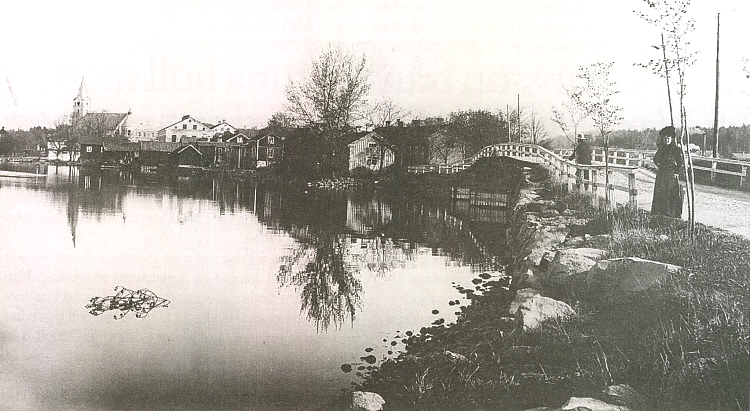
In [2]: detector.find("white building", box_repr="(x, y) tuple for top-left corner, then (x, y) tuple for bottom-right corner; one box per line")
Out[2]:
(157, 115), (213, 142)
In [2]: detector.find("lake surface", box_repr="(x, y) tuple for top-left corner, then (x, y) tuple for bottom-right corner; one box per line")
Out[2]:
(0, 164), (510, 410)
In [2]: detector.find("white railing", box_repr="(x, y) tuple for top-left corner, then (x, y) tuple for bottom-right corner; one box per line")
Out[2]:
(408, 143), (640, 208)
(555, 147), (649, 168)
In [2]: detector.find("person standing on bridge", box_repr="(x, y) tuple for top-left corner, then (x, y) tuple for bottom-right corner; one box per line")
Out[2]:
(569, 134), (592, 184)
(651, 126), (684, 218)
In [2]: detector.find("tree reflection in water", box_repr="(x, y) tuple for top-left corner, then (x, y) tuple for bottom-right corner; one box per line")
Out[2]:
(278, 230), (363, 332)
(86, 286), (170, 319)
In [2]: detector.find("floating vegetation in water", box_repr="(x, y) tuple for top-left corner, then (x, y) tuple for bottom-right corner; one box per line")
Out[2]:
(86, 286), (170, 319)
(340, 364), (352, 373)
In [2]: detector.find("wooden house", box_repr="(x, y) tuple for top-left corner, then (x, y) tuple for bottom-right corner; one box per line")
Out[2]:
(140, 141), (182, 166)
(103, 142), (139, 165)
(347, 132), (395, 171)
(170, 144), (204, 167)
(76, 112), (131, 161)
(252, 133), (284, 167)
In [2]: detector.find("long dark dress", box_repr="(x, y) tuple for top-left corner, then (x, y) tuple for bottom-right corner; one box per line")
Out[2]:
(651, 143), (684, 218)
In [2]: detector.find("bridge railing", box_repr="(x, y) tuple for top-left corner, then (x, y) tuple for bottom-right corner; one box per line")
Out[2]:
(408, 143), (640, 208)
(555, 147), (649, 168)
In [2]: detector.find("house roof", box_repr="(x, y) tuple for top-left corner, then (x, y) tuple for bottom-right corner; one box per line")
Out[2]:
(172, 144), (203, 156)
(347, 126), (441, 150)
(255, 132), (285, 142)
(75, 112), (130, 144)
(224, 132), (250, 142)
(141, 141), (182, 152)
(371, 125), (443, 146)
(103, 142), (139, 152)
(158, 115), (211, 132)
(210, 120), (236, 130)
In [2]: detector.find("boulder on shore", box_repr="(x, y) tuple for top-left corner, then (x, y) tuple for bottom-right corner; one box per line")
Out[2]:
(349, 391), (385, 411)
(559, 396), (631, 411)
(510, 289), (575, 331)
(543, 247), (607, 287)
(586, 257), (682, 300)
(525, 218), (570, 266)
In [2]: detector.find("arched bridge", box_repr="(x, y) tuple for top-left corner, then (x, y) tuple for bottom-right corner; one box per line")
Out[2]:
(408, 143), (640, 208)
(409, 142), (750, 238)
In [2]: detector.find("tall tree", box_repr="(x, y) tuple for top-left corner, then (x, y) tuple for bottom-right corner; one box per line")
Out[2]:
(285, 46), (371, 132)
(446, 110), (507, 158)
(574, 62), (624, 204)
(636, 0), (697, 235)
(285, 46), (371, 177)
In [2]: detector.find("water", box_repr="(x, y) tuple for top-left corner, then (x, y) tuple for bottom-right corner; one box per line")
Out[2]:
(0, 165), (509, 410)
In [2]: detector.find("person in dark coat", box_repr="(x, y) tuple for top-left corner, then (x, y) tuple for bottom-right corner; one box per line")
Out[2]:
(569, 134), (592, 184)
(651, 126), (684, 218)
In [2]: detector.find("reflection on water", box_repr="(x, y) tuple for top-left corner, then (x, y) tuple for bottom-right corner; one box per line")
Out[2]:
(279, 231), (363, 331)
(0, 165), (514, 410)
(86, 286), (171, 319)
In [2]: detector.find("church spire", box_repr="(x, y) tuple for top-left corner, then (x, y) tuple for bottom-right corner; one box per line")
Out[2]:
(72, 77), (90, 121)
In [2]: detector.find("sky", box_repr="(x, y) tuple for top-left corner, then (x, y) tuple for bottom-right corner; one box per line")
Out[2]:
(1, 0), (748, 134)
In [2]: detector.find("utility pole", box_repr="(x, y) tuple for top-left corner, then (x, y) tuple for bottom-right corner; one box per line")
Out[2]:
(517, 94), (521, 143)
(532, 105), (536, 145)
(712, 13), (720, 158)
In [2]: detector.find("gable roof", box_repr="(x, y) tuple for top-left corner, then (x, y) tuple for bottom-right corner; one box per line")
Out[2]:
(210, 120), (236, 130)
(173, 144), (203, 156)
(159, 115), (210, 132)
(255, 132), (285, 142)
(371, 125), (443, 146)
(224, 132), (250, 143)
(74, 112), (129, 131)
(75, 112), (130, 144)
(347, 132), (394, 150)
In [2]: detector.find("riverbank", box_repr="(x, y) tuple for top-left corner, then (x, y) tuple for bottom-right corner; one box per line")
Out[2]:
(333, 164), (749, 410)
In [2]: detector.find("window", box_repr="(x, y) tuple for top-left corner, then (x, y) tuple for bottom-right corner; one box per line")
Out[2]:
(172, 136), (177, 142)
(366, 143), (379, 166)
(268, 148), (275, 158)
(193, 125), (197, 130)
(183, 124), (187, 129)
(86, 146), (93, 153)
(268, 136), (275, 145)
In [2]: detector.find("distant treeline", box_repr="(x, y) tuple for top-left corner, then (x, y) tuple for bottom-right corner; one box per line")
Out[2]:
(578, 125), (750, 155)
(0, 126), (49, 154)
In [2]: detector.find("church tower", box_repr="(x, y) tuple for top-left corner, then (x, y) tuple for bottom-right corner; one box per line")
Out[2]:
(72, 77), (90, 121)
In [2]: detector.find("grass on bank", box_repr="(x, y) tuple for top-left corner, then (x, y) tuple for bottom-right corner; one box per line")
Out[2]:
(354, 166), (749, 411)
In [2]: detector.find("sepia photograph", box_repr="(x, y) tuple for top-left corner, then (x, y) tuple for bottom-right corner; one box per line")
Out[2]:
(1, 0), (749, 410)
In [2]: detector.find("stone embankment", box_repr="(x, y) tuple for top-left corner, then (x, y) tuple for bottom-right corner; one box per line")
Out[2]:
(335, 182), (688, 410)
(506, 187), (680, 411)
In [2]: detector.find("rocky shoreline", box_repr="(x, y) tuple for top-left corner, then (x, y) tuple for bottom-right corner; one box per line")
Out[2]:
(333, 166), (749, 410)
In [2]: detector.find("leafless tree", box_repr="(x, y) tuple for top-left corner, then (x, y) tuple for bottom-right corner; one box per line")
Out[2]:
(636, 0), (697, 235)
(286, 45), (371, 132)
(552, 86), (590, 145)
(369, 98), (411, 127)
(49, 114), (75, 161)
(575, 62), (624, 204)
(267, 111), (297, 128)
